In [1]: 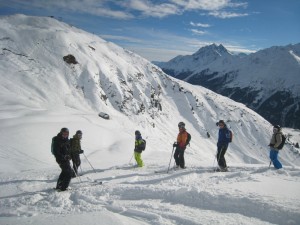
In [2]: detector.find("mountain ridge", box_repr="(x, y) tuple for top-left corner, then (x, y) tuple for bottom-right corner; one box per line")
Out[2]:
(155, 43), (300, 128)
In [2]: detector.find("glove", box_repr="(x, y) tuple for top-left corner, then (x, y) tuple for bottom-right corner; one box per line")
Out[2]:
(79, 150), (84, 154)
(173, 143), (178, 148)
(64, 155), (71, 161)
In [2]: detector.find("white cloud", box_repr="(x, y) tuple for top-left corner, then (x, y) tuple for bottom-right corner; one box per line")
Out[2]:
(208, 11), (249, 18)
(171, 0), (236, 11)
(5, 0), (250, 19)
(190, 21), (211, 28)
(190, 29), (207, 35)
(123, 0), (181, 18)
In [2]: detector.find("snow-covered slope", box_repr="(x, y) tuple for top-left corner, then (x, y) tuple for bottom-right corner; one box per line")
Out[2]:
(1, 15), (300, 225)
(156, 44), (300, 129)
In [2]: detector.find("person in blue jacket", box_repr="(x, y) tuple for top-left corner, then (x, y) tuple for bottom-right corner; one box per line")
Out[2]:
(216, 120), (232, 172)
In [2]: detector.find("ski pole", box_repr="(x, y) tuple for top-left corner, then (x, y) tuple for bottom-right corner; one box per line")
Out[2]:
(129, 153), (134, 164)
(71, 167), (82, 183)
(167, 144), (176, 173)
(83, 153), (96, 173)
(80, 164), (83, 174)
(212, 150), (217, 170)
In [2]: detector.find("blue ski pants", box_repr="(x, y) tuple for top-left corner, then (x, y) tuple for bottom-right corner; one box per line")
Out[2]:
(269, 148), (282, 169)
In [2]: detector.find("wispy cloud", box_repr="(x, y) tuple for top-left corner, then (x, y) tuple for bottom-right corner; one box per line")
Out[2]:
(190, 21), (211, 28)
(190, 29), (207, 35)
(4, 0), (249, 19)
(122, 0), (181, 18)
(208, 11), (249, 19)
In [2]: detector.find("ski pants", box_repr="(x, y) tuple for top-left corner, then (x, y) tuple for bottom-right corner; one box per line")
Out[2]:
(71, 154), (81, 175)
(134, 152), (144, 167)
(217, 144), (228, 169)
(174, 147), (185, 168)
(269, 148), (282, 169)
(56, 161), (72, 190)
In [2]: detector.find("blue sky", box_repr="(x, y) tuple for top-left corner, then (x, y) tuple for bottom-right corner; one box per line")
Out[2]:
(0, 0), (299, 61)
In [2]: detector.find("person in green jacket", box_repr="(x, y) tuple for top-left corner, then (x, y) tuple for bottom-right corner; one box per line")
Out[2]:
(70, 130), (84, 176)
(134, 130), (146, 167)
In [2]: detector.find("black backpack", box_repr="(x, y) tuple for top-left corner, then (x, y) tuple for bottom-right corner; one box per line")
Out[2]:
(186, 132), (191, 146)
(51, 136), (56, 155)
(276, 134), (286, 150)
(139, 139), (146, 151)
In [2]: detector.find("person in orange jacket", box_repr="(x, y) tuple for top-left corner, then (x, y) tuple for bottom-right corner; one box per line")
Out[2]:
(173, 122), (188, 169)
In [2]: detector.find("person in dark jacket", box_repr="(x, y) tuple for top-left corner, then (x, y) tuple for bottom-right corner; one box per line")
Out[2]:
(70, 130), (84, 176)
(216, 120), (232, 172)
(134, 130), (145, 167)
(52, 127), (72, 191)
(268, 125), (283, 169)
(173, 122), (188, 169)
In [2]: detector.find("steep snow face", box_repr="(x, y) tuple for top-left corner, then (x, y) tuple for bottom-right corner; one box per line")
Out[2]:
(156, 43), (300, 128)
(1, 14), (300, 225)
(0, 14), (300, 174)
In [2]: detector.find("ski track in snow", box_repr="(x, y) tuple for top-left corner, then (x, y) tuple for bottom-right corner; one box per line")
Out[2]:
(1, 164), (300, 225)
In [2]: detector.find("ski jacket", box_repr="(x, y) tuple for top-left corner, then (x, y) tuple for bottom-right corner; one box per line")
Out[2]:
(177, 130), (188, 150)
(217, 127), (231, 147)
(70, 135), (81, 155)
(270, 130), (283, 150)
(52, 133), (71, 163)
(134, 136), (145, 153)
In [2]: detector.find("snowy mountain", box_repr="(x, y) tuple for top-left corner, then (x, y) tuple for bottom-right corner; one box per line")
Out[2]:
(1, 14), (300, 225)
(155, 44), (300, 129)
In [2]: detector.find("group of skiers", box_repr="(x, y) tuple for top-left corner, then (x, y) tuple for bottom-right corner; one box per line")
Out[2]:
(52, 120), (284, 191)
(52, 128), (84, 191)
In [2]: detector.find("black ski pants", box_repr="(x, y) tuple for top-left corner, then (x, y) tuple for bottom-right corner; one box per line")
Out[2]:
(174, 147), (185, 168)
(56, 161), (72, 190)
(217, 144), (228, 169)
(72, 154), (81, 175)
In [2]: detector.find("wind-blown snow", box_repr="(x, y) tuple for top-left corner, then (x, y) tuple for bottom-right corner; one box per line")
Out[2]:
(0, 14), (300, 225)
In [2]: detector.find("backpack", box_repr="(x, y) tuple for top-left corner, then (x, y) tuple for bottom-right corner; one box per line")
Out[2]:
(224, 129), (233, 143)
(275, 134), (286, 150)
(186, 132), (191, 146)
(139, 139), (146, 151)
(51, 136), (55, 155)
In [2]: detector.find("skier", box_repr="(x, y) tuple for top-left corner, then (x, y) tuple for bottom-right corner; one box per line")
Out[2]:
(134, 130), (145, 167)
(70, 130), (84, 176)
(216, 120), (232, 172)
(173, 122), (188, 169)
(52, 127), (73, 191)
(268, 125), (283, 169)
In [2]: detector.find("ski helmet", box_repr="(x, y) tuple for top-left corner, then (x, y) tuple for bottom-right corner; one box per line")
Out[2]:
(135, 130), (141, 136)
(274, 125), (281, 129)
(76, 130), (82, 135)
(178, 122), (185, 128)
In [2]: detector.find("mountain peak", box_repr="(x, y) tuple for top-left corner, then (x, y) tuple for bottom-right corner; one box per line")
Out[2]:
(193, 44), (230, 57)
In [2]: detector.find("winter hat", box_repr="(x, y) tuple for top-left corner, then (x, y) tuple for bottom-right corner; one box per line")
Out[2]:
(135, 130), (141, 136)
(76, 130), (82, 135)
(60, 127), (69, 133)
(216, 120), (226, 126)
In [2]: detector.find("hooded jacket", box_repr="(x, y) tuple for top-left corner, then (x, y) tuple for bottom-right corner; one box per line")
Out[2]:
(177, 129), (188, 150)
(52, 133), (70, 163)
(70, 134), (81, 155)
(270, 129), (283, 150)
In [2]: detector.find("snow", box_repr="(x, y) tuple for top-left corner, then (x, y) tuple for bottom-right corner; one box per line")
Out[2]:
(0, 14), (300, 225)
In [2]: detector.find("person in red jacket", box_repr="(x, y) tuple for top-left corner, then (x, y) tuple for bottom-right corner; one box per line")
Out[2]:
(173, 122), (188, 169)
